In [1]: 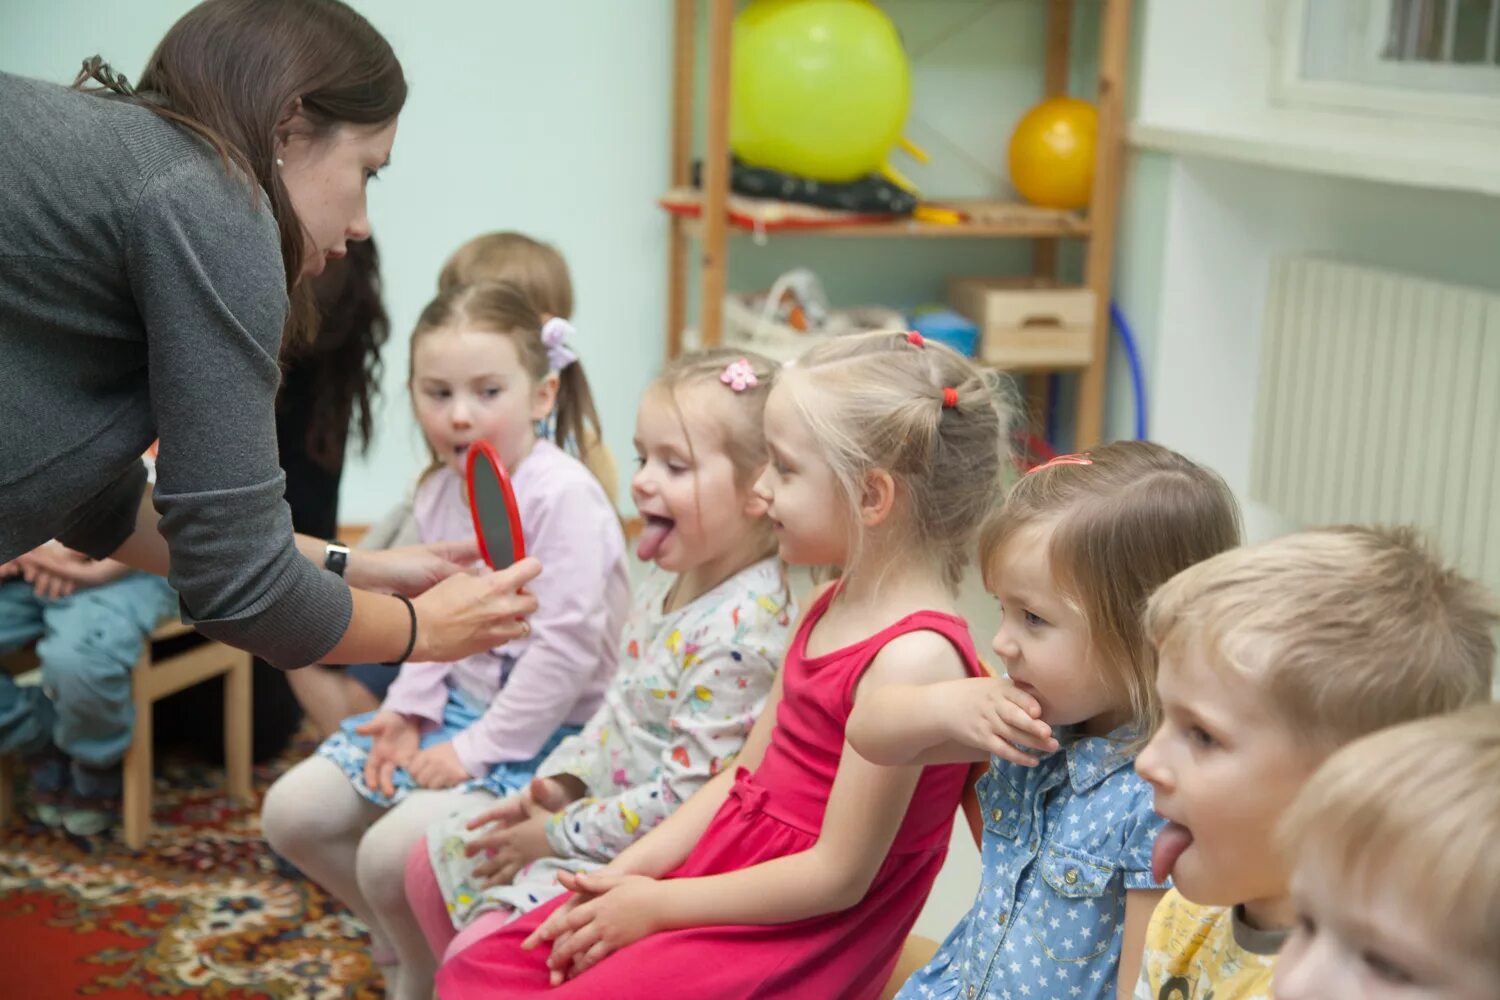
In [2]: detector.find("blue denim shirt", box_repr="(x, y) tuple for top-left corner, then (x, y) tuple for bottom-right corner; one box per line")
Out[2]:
(900, 726), (1167, 1000)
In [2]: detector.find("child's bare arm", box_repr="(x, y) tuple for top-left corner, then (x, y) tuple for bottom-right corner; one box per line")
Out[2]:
(603, 665), (785, 880)
(848, 667), (1057, 768)
(597, 583), (829, 880)
(1115, 889), (1165, 998)
(537, 632), (974, 976)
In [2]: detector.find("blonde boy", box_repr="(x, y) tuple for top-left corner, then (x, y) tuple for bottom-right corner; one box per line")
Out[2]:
(1275, 703), (1500, 1000)
(1131, 525), (1497, 1000)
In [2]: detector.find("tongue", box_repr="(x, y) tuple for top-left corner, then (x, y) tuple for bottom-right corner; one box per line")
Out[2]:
(1152, 822), (1194, 884)
(636, 520), (673, 562)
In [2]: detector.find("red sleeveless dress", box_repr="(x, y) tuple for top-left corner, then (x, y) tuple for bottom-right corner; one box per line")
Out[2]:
(436, 587), (986, 999)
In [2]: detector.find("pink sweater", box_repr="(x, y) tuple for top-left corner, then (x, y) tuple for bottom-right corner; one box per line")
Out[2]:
(381, 441), (630, 776)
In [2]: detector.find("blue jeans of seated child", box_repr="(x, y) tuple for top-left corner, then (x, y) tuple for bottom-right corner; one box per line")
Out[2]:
(0, 575), (179, 795)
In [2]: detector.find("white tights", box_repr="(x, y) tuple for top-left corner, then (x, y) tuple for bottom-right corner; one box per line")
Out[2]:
(261, 755), (485, 1000)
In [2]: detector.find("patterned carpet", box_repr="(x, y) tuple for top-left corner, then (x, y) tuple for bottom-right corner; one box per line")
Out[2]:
(0, 738), (386, 999)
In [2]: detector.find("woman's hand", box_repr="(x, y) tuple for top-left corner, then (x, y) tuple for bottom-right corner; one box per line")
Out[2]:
(531, 870), (665, 983)
(356, 711), (421, 797)
(346, 540), (482, 597)
(409, 742), (472, 789)
(410, 557), (541, 662)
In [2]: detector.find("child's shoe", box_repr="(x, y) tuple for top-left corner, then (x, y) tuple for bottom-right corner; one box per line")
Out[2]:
(61, 762), (123, 837)
(22, 747), (69, 827)
(60, 794), (119, 837)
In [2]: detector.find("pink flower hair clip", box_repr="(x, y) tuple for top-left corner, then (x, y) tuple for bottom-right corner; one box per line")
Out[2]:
(720, 358), (759, 392)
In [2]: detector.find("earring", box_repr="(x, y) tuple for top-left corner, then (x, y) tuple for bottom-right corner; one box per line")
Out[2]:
(275, 157), (284, 168)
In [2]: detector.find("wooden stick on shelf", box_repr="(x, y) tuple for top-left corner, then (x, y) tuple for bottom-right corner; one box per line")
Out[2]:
(1074, 0), (1133, 449)
(1031, 0), (1074, 283)
(665, 0), (697, 359)
(1026, 0), (1076, 436)
(698, 0), (735, 350)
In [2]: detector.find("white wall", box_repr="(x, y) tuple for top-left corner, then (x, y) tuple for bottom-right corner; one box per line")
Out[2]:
(1130, 0), (1500, 195)
(1115, 0), (1500, 501)
(1146, 155), (1500, 499)
(1, 0), (673, 522)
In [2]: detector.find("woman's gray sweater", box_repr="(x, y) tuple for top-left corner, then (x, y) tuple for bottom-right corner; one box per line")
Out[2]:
(0, 72), (352, 669)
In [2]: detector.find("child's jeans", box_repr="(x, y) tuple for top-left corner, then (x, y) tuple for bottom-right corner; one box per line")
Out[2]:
(0, 575), (178, 786)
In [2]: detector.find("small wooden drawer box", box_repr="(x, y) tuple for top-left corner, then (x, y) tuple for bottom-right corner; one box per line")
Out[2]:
(947, 277), (1096, 371)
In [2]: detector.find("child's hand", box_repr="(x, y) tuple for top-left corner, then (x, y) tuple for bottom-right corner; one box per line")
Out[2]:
(71, 559), (129, 587)
(355, 711), (421, 797)
(464, 792), (530, 833)
(529, 870), (664, 984)
(13, 544), (125, 596)
(409, 742), (471, 789)
(16, 543), (84, 598)
(943, 676), (1059, 766)
(26, 566), (77, 600)
(465, 776), (584, 836)
(466, 793), (555, 887)
(346, 540), (483, 597)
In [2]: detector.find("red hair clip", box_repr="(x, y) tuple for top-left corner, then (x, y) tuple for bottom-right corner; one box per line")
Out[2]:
(941, 387), (958, 409)
(1027, 452), (1094, 474)
(905, 331), (925, 348)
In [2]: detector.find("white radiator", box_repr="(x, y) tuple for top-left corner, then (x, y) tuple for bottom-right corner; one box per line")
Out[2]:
(1251, 257), (1500, 594)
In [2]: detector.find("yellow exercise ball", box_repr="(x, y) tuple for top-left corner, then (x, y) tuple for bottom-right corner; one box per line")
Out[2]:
(1008, 97), (1097, 210)
(730, 0), (911, 183)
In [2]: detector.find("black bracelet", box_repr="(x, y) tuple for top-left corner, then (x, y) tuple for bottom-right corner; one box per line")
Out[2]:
(383, 593), (418, 666)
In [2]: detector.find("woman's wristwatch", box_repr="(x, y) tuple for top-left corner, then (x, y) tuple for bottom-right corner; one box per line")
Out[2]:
(324, 541), (350, 577)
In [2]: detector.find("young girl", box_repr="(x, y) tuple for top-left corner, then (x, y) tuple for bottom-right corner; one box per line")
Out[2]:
(850, 441), (1242, 999)
(261, 281), (630, 1000)
(290, 231), (618, 735)
(439, 230), (619, 505)
(401, 349), (796, 966)
(435, 330), (1011, 999)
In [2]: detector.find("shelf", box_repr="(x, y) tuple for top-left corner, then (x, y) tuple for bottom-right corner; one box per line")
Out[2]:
(665, 0), (1131, 447)
(664, 191), (1090, 240)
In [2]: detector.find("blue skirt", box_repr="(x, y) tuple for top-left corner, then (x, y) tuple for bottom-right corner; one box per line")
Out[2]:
(316, 688), (580, 807)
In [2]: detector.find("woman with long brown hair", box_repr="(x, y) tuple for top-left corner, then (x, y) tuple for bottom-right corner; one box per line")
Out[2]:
(0, 0), (536, 692)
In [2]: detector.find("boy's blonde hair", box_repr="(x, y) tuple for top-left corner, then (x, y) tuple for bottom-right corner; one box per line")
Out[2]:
(1279, 703), (1500, 975)
(438, 231), (573, 318)
(1146, 525), (1497, 747)
(651, 348), (781, 568)
(778, 331), (1012, 590)
(982, 441), (1242, 738)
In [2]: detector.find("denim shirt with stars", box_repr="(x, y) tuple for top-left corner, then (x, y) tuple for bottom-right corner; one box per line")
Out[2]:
(899, 724), (1168, 1000)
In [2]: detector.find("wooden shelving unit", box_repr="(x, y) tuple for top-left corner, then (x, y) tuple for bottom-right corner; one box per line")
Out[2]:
(665, 0), (1133, 448)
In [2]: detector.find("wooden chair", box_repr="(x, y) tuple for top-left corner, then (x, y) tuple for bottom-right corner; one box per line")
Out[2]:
(0, 619), (253, 849)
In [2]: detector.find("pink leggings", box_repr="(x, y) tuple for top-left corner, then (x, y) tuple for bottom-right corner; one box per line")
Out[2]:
(405, 836), (520, 965)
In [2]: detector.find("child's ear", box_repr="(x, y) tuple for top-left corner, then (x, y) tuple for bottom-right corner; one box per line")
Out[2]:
(531, 372), (561, 422)
(859, 468), (897, 527)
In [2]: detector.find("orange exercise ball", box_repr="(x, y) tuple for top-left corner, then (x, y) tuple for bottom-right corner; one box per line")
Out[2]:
(1008, 97), (1097, 210)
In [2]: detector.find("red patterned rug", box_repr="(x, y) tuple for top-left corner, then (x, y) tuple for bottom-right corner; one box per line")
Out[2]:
(0, 738), (385, 999)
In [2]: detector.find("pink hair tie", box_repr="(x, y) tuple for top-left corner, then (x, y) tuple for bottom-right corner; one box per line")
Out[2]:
(905, 331), (925, 348)
(720, 358), (759, 392)
(941, 387), (958, 409)
(1028, 453), (1094, 474)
